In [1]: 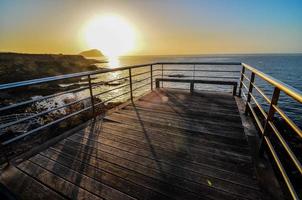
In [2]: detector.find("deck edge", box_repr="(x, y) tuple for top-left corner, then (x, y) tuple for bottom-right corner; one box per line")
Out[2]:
(235, 97), (284, 200)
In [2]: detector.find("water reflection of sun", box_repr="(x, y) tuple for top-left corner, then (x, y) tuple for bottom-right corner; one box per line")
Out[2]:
(107, 56), (120, 67)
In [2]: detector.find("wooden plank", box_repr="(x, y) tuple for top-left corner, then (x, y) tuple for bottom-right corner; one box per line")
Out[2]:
(28, 154), (138, 200)
(50, 141), (261, 200)
(45, 146), (207, 200)
(140, 89), (237, 105)
(105, 113), (246, 140)
(37, 151), (172, 200)
(0, 166), (66, 200)
(119, 107), (243, 129)
(136, 98), (239, 115)
(81, 122), (251, 157)
(74, 127), (252, 163)
(132, 100), (241, 120)
(137, 95), (239, 110)
(114, 110), (243, 133)
(66, 134), (254, 176)
(103, 116), (248, 147)
(56, 137), (258, 187)
(100, 122), (251, 155)
(18, 161), (103, 200)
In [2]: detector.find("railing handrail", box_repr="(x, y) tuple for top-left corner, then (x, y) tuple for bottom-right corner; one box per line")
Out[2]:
(242, 63), (302, 103)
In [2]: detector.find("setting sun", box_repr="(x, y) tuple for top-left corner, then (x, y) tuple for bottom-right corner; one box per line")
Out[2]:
(84, 15), (137, 58)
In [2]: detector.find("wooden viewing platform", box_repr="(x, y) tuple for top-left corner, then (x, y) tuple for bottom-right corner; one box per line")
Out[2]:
(0, 62), (301, 199)
(1, 89), (269, 200)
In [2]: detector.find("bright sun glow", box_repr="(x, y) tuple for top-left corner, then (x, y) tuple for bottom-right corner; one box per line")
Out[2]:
(84, 15), (136, 58)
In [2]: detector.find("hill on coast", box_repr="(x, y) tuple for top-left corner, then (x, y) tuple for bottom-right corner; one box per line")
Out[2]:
(79, 49), (104, 57)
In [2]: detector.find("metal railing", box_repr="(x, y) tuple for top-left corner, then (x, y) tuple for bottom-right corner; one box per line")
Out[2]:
(239, 63), (302, 200)
(0, 61), (301, 199)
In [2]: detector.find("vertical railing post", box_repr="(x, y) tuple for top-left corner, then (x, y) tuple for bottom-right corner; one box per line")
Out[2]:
(150, 64), (153, 91)
(129, 68), (133, 101)
(238, 65), (245, 97)
(88, 75), (96, 119)
(259, 87), (280, 155)
(161, 64), (164, 88)
(245, 72), (255, 115)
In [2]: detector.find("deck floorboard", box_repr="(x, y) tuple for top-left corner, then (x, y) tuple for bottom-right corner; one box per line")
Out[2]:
(0, 89), (265, 200)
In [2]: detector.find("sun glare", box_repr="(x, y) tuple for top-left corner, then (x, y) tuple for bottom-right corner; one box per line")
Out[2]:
(84, 15), (136, 59)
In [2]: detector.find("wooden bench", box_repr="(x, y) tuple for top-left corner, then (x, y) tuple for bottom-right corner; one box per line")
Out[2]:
(155, 78), (238, 95)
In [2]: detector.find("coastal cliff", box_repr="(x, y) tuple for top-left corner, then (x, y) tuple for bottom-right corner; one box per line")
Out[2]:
(0, 52), (100, 84)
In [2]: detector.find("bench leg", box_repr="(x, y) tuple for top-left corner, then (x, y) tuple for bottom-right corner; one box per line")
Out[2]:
(233, 84), (237, 96)
(190, 82), (194, 94)
(156, 80), (160, 88)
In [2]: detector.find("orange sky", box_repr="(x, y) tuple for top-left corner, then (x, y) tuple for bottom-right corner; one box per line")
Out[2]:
(0, 0), (302, 55)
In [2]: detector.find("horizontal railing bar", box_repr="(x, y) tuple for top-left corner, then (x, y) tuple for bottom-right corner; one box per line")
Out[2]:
(264, 136), (299, 200)
(2, 106), (92, 146)
(241, 81), (249, 92)
(0, 86), (89, 112)
(94, 91), (130, 107)
(191, 76), (238, 79)
(93, 83), (130, 97)
(241, 90), (248, 101)
(251, 82), (271, 104)
(158, 62), (242, 65)
(268, 121), (302, 174)
(250, 93), (268, 118)
(131, 70), (151, 78)
(133, 77), (151, 84)
(241, 73), (251, 82)
(272, 105), (302, 138)
(92, 76), (129, 87)
(163, 69), (240, 72)
(0, 96), (91, 131)
(243, 63), (302, 103)
(163, 75), (238, 79)
(132, 82), (151, 92)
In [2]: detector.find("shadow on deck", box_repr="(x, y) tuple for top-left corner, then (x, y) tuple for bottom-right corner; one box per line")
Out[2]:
(0, 89), (281, 200)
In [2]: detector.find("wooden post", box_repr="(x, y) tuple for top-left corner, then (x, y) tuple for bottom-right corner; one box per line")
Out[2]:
(245, 72), (255, 115)
(129, 68), (133, 101)
(259, 87), (280, 155)
(88, 75), (96, 119)
(238, 65), (245, 97)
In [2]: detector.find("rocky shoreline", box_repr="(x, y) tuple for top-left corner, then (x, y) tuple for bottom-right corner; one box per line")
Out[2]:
(0, 52), (106, 105)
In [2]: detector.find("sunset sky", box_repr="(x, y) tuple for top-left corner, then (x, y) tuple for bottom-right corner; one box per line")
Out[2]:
(0, 0), (302, 55)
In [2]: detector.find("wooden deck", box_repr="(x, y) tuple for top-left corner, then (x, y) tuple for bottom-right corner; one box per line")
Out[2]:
(0, 89), (265, 200)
